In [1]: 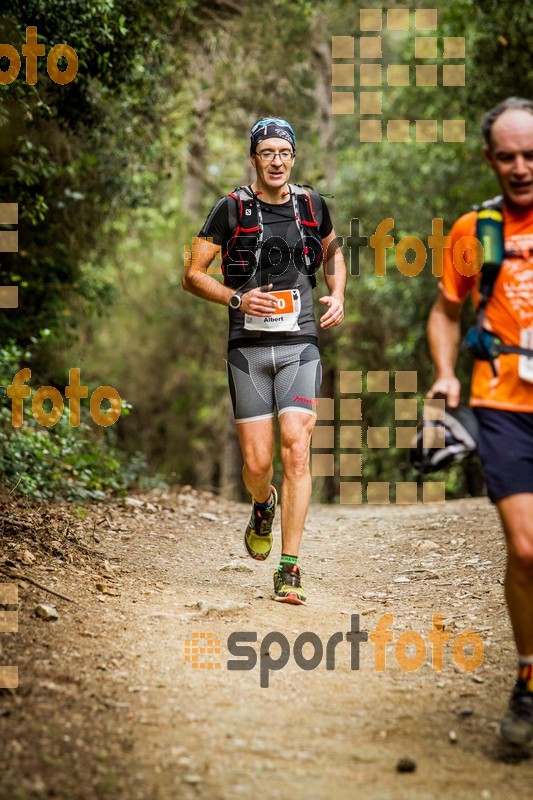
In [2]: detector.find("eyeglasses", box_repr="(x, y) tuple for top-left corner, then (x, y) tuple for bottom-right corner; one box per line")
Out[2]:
(254, 149), (295, 162)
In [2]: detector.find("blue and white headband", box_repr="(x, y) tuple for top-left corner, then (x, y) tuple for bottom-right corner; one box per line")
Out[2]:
(250, 117), (296, 155)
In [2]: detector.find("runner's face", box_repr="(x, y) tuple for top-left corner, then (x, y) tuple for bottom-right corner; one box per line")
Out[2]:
(251, 137), (295, 192)
(485, 109), (533, 209)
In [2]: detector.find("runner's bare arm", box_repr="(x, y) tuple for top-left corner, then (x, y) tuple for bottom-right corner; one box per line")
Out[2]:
(427, 291), (463, 407)
(319, 228), (346, 328)
(182, 238), (234, 306)
(182, 237), (278, 315)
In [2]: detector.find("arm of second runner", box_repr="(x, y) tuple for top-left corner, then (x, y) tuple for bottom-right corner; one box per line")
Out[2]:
(427, 291), (463, 407)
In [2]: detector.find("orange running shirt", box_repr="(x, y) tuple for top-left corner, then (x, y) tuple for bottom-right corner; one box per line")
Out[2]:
(439, 206), (533, 411)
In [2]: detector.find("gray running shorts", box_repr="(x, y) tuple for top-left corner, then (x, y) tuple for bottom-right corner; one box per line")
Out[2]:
(226, 343), (322, 423)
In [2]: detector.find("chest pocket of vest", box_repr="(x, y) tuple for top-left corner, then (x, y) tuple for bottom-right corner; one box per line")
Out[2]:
(222, 186), (324, 290)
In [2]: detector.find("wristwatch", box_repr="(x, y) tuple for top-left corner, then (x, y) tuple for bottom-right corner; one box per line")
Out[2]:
(229, 292), (243, 310)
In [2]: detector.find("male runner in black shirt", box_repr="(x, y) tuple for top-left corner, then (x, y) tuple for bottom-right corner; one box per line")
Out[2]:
(183, 117), (346, 604)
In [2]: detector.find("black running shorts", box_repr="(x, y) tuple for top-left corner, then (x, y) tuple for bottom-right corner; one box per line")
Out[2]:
(226, 343), (322, 423)
(474, 407), (533, 502)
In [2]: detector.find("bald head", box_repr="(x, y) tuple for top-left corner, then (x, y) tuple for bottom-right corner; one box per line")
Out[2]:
(483, 103), (533, 209)
(482, 97), (533, 150)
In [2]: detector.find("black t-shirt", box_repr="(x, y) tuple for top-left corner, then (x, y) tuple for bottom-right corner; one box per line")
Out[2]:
(198, 189), (333, 349)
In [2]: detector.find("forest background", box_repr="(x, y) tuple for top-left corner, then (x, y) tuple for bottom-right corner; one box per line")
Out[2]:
(0, 0), (531, 503)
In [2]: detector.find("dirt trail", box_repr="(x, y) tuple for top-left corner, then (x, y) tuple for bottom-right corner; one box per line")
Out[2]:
(1, 489), (532, 800)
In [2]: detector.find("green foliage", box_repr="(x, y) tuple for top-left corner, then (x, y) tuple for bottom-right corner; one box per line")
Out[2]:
(0, 0), (195, 350)
(0, 340), (164, 500)
(466, 0), (533, 109)
(1, 0), (525, 499)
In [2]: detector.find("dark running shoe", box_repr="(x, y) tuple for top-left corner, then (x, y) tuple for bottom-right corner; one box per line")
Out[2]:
(273, 563), (306, 605)
(244, 486), (278, 561)
(500, 682), (533, 745)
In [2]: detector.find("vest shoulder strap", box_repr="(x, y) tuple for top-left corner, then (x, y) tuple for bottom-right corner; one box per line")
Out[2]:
(465, 195), (533, 368)
(227, 184), (323, 228)
(290, 183), (311, 196)
(288, 184), (323, 229)
(227, 186), (256, 231)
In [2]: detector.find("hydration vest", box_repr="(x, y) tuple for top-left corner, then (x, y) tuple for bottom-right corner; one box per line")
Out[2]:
(464, 195), (533, 373)
(221, 184), (325, 291)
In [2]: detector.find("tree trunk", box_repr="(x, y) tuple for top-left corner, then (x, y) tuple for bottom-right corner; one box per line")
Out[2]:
(220, 395), (244, 500)
(182, 57), (215, 216)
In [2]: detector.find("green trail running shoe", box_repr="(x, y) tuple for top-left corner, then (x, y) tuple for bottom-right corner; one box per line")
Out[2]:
(244, 486), (278, 561)
(273, 563), (307, 605)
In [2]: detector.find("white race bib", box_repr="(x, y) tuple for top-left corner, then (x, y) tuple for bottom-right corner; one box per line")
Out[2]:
(518, 328), (533, 383)
(244, 289), (301, 332)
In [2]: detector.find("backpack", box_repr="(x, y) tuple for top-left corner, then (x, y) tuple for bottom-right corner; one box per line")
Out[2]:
(221, 184), (325, 291)
(464, 196), (533, 371)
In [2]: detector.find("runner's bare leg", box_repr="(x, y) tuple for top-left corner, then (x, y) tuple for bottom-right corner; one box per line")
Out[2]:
(236, 417), (275, 503)
(278, 410), (317, 555)
(497, 493), (533, 654)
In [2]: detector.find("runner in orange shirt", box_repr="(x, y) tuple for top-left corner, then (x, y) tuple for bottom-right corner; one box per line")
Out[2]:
(428, 97), (533, 744)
